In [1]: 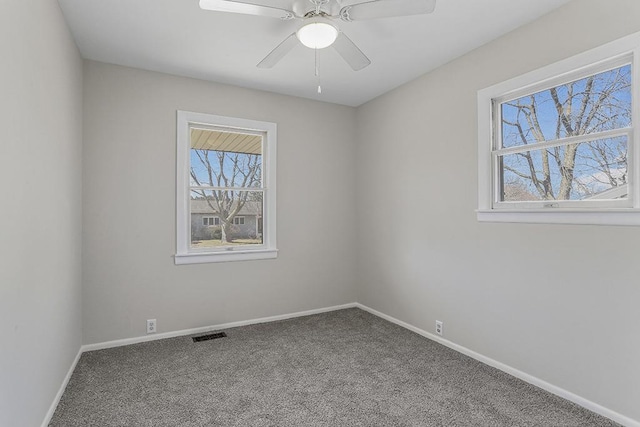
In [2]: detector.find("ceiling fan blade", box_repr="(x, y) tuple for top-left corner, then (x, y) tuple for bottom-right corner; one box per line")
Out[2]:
(332, 32), (371, 71)
(257, 33), (299, 68)
(339, 0), (436, 21)
(199, 0), (295, 20)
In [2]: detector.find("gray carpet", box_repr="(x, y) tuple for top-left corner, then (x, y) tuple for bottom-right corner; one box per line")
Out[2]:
(50, 308), (619, 426)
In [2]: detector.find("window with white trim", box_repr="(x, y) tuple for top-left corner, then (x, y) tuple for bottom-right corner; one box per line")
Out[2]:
(203, 216), (220, 226)
(175, 111), (277, 264)
(478, 32), (640, 225)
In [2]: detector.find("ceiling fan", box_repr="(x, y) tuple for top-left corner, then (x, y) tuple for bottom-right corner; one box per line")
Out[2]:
(199, 0), (436, 71)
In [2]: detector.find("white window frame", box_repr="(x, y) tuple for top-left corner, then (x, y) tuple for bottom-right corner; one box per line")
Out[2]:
(203, 216), (220, 226)
(233, 216), (245, 225)
(175, 111), (277, 264)
(477, 31), (640, 226)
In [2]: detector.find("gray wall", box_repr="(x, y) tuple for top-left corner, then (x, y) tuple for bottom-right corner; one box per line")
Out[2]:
(355, 0), (640, 422)
(9, 1), (636, 424)
(82, 61), (357, 344)
(0, 1), (84, 426)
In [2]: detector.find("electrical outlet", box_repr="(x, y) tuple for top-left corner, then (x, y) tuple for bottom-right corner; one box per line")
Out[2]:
(435, 320), (443, 336)
(147, 319), (157, 334)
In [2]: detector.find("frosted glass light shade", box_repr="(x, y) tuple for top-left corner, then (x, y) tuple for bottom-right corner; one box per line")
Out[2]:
(296, 21), (338, 49)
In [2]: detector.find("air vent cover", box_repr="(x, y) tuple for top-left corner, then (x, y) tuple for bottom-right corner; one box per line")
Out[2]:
(193, 332), (227, 342)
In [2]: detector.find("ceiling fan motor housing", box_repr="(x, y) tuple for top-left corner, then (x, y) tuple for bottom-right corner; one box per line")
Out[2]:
(292, 0), (338, 18)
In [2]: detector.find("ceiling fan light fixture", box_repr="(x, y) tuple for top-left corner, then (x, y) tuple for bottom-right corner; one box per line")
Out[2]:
(296, 18), (338, 49)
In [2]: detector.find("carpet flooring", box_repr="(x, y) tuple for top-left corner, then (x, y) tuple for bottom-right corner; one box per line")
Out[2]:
(50, 308), (619, 426)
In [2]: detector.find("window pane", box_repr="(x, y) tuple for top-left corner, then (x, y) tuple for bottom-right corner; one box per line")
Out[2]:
(500, 136), (628, 201)
(501, 65), (631, 148)
(190, 190), (264, 248)
(190, 128), (262, 188)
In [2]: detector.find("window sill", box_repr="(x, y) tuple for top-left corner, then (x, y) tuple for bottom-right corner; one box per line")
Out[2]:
(174, 248), (278, 265)
(476, 209), (640, 226)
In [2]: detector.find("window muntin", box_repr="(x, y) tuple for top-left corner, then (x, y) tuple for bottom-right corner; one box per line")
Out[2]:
(492, 60), (633, 209)
(176, 111), (277, 264)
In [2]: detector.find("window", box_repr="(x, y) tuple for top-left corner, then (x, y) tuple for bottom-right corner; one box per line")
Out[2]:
(175, 111), (277, 264)
(203, 216), (220, 226)
(478, 32), (640, 225)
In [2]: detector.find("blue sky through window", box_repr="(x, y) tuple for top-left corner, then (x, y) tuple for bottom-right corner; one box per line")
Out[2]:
(190, 150), (262, 189)
(499, 64), (631, 201)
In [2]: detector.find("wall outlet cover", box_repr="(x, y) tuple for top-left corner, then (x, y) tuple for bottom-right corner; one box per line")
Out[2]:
(147, 319), (157, 334)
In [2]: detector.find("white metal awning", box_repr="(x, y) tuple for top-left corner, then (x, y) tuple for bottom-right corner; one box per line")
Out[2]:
(190, 128), (262, 155)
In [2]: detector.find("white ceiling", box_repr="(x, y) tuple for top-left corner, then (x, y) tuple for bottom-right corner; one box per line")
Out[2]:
(57, 0), (572, 106)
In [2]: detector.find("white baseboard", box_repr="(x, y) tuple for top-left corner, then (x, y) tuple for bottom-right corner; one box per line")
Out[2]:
(40, 348), (83, 427)
(82, 303), (358, 352)
(44, 303), (357, 426)
(354, 303), (639, 427)
(46, 302), (638, 427)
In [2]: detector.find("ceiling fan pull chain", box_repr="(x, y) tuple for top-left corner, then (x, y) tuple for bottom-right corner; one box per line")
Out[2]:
(316, 48), (322, 94)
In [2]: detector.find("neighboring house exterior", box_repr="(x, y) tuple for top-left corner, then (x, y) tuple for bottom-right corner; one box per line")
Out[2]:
(586, 183), (628, 200)
(190, 199), (262, 240)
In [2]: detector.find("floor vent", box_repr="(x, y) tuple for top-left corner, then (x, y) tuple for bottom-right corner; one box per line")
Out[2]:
(192, 332), (227, 342)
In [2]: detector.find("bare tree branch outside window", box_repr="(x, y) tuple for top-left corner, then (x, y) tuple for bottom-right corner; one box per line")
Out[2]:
(500, 64), (631, 202)
(190, 148), (262, 244)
